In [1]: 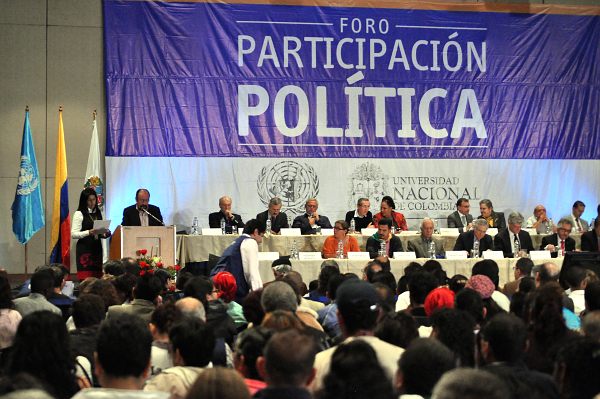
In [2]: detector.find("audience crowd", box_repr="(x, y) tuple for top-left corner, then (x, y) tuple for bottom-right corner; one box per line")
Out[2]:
(0, 252), (599, 399)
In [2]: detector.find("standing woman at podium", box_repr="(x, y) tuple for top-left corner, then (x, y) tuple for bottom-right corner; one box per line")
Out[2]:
(71, 188), (110, 281)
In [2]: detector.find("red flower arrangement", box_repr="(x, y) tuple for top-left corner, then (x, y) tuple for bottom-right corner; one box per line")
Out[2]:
(136, 249), (181, 278)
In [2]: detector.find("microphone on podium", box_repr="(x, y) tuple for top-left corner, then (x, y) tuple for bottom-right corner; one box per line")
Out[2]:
(141, 205), (165, 226)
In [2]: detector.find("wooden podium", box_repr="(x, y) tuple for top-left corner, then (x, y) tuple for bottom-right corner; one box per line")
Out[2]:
(110, 226), (177, 265)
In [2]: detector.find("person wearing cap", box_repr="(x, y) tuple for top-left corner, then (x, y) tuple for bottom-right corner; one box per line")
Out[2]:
(372, 196), (408, 231)
(310, 280), (405, 392)
(424, 287), (455, 317)
(471, 260), (511, 312)
(212, 271), (247, 329)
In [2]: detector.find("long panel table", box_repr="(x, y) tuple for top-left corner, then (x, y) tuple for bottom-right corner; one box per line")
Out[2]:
(177, 232), (580, 266)
(256, 257), (564, 288)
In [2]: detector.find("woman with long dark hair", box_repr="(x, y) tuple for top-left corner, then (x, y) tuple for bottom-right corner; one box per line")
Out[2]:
(4, 311), (81, 399)
(0, 271), (21, 352)
(71, 188), (110, 280)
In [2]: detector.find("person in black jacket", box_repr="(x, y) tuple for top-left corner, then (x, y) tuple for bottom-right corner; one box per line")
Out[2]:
(344, 198), (373, 232)
(209, 196), (244, 233)
(121, 188), (163, 226)
(493, 212), (534, 258)
(256, 197), (289, 234)
(453, 219), (494, 257)
(366, 218), (403, 259)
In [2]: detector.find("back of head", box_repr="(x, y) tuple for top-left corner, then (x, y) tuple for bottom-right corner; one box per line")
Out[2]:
(72, 294), (105, 329)
(455, 289), (484, 325)
(134, 274), (162, 302)
(424, 287), (455, 317)
(169, 317), (215, 367)
(515, 257), (534, 277)
(243, 219), (266, 235)
(586, 281), (600, 311)
(49, 266), (67, 289)
(103, 260), (125, 277)
(431, 309), (476, 367)
(529, 282), (567, 342)
(281, 271), (305, 299)
(318, 265), (340, 294)
(409, 271), (439, 307)
(471, 260), (500, 289)
(432, 368), (508, 399)
(423, 260), (442, 274)
(212, 271), (237, 303)
(581, 311), (600, 341)
(0, 271), (14, 309)
(448, 274), (468, 294)
(371, 271), (397, 293)
(113, 273), (137, 303)
(235, 326), (273, 380)
(564, 266), (587, 290)
(175, 297), (206, 322)
(150, 302), (182, 335)
(319, 340), (394, 399)
(399, 338), (455, 397)
(263, 329), (317, 387)
(336, 280), (380, 335)
(30, 269), (54, 297)
(479, 313), (527, 363)
(537, 262), (559, 285)
(83, 278), (121, 310)
(183, 276), (213, 309)
(261, 310), (304, 332)
(373, 282), (396, 313)
(374, 312), (419, 348)
(187, 367), (251, 399)
(242, 289), (264, 326)
(261, 281), (297, 313)
(555, 337), (600, 399)
(97, 314), (152, 378)
(121, 257), (141, 276)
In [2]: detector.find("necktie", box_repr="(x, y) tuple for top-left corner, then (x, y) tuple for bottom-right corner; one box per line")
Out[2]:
(461, 215), (467, 226)
(576, 218), (583, 232)
(560, 240), (565, 252)
(513, 234), (520, 253)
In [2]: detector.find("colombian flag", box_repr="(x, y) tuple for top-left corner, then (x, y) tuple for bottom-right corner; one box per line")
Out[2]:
(49, 108), (70, 267)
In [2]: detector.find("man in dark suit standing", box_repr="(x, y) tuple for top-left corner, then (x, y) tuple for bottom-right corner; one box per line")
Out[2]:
(493, 212), (534, 258)
(453, 218), (494, 257)
(344, 197), (373, 232)
(256, 197), (289, 234)
(121, 188), (163, 226)
(208, 196), (244, 233)
(447, 198), (473, 232)
(540, 218), (576, 258)
(292, 198), (332, 235)
(581, 218), (600, 252)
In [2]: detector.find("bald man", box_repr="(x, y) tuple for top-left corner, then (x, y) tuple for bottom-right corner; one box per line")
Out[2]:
(209, 196), (244, 233)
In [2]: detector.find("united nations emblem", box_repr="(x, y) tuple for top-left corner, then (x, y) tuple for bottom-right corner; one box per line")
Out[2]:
(16, 156), (39, 195)
(347, 162), (389, 209)
(257, 161), (319, 215)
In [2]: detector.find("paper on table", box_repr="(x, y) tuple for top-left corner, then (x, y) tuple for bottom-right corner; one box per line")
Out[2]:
(93, 219), (111, 234)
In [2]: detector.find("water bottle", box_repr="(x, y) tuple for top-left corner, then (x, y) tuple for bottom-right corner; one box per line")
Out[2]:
(316, 225), (322, 235)
(290, 241), (298, 259)
(378, 240), (387, 257)
(220, 218), (226, 235)
(514, 239), (521, 258)
(428, 241), (436, 259)
(546, 219), (553, 234)
(191, 217), (199, 235)
(349, 219), (356, 234)
(390, 225), (395, 235)
(336, 240), (344, 259)
(433, 219), (440, 234)
(287, 214), (293, 228)
(266, 218), (272, 236)
(471, 240), (480, 258)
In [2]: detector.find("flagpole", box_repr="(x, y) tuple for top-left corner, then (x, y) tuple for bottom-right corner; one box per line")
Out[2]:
(93, 109), (96, 121)
(24, 243), (28, 275)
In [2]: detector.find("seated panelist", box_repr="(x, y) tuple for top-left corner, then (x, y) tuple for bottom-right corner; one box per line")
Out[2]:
(256, 197), (289, 234)
(292, 198), (332, 235)
(322, 220), (360, 258)
(366, 218), (403, 259)
(208, 196), (244, 233)
(344, 198), (373, 232)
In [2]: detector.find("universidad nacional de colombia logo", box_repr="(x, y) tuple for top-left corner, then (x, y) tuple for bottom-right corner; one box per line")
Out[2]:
(257, 161), (319, 215)
(16, 155), (39, 195)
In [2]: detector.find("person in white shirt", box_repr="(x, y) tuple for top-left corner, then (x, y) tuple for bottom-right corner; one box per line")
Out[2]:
(212, 219), (265, 302)
(565, 200), (589, 233)
(525, 204), (554, 234)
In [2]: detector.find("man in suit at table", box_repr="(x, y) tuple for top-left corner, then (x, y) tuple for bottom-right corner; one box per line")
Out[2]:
(292, 198), (332, 235)
(493, 212), (534, 258)
(540, 218), (576, 258)
(209, 195), (244, 233)
(453, 218), (494, 257)
(345, 197), (373, 232)
(407, 218), (445, 258)
(565, 200), (589, 233)
(447, 198), (473, 232)
(366, 218), (403, 259)
(121, 188), (164, 226)
(581, 218), (600, 252)
(256, 197), (289, 234)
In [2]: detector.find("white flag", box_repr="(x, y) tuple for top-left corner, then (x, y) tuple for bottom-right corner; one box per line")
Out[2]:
(85, 119), (102, 181)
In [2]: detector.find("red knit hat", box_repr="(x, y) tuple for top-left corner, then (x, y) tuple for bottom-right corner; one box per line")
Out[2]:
(424, 287), (455, 316)
(212, 271), (237, 302)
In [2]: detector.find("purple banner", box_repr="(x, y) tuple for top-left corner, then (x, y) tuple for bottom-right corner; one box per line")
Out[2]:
(104, 0), (600, 159)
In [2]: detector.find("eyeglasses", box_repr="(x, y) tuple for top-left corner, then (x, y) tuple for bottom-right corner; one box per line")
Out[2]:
(334, 227), (347, 231)
(558, 228), (572, 233)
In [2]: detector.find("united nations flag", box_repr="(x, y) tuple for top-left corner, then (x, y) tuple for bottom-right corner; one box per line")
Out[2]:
(11, 107), (45, 244)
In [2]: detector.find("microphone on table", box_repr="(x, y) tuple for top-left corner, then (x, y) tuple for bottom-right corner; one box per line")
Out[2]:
(141, 206), (165, 226)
